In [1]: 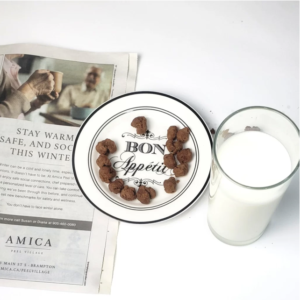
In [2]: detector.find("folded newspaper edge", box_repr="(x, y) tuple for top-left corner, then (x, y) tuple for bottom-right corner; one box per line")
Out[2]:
(0, 43), (138, 294)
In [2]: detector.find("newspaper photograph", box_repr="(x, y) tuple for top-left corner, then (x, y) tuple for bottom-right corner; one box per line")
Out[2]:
(0, 44), (138, 294)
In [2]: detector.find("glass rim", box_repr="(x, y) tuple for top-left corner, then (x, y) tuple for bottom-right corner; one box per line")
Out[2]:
(213, 106), (300, 190)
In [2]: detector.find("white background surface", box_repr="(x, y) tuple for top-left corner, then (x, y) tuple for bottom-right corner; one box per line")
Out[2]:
(0, 2), (299, 300)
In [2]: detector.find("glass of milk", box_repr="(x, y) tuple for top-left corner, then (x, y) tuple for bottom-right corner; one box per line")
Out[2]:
(208, 107), (299, 246)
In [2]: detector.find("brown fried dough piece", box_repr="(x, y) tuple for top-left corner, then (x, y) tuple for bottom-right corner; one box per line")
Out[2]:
(173, 163), (189, 177)
(96, 155), (111, 168)
(120, 185), (137, 201)
(177, 148), (192, 164)
(166, 139), (183, 154)
(137, 186), (156, 204)
(163, 153), (177, 169)
(163, 177), (177, 193)
(99, 166), (116, 183)
(131, 116), (147, 134)
(177, 127), (190, 143)
(109, 179), (124, 194)
(96, 139), (117, 155)
(167, 126), (178, 140)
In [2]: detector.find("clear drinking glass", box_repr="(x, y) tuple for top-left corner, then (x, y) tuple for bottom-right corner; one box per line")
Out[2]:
(208, 107), (299, 246)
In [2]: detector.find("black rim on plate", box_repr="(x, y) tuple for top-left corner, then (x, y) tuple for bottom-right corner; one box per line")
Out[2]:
(72, 91), (213, 224)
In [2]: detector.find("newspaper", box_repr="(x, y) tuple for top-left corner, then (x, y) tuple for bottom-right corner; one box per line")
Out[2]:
(0, 44), (138, 293)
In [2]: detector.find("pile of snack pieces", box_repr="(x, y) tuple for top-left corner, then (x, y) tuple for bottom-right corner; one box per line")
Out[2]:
(95, 116), (192, 204)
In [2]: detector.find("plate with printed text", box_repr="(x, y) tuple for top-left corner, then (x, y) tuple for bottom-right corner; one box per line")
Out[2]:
(72, 92), (212, 223)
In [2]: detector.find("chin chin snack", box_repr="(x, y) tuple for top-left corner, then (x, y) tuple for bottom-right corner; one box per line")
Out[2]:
(99, 166), (116, 183)
(96, 155), (111, 168)
(109, 179), (124, 194)
(166, 139), (183, 154)
(96, 139), (117, 155)
(177, 148), (192, 164)
(163, 153), (177, 169)
(167, 126), (178, 140)
(137, 186), (156, 204)
(177, 127), (190, 143)
(120, 185), (137, 201)
(173, 163), (189, 177)
(131, 116), (147, 134)
(163, 177), (177, 193)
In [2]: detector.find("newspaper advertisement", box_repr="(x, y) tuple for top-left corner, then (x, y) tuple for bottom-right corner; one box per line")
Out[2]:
(0, 44), (138, 293)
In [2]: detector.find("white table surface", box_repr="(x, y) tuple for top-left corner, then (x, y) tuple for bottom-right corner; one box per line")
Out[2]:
(0, 2), (298, 300)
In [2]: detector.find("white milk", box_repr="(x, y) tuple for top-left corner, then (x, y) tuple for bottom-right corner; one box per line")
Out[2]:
(208, 131), (292, 245)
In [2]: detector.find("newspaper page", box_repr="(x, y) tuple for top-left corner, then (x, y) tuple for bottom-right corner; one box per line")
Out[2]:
(0, 44), (137, 293)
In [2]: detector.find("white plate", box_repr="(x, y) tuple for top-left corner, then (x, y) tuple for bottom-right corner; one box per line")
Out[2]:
(72, 92), (212, 223)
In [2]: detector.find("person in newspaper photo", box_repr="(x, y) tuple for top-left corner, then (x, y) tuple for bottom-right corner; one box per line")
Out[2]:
(0, 54), (58, 119)
(0, 54), (113, 126)
(56, 65), (109, 115)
